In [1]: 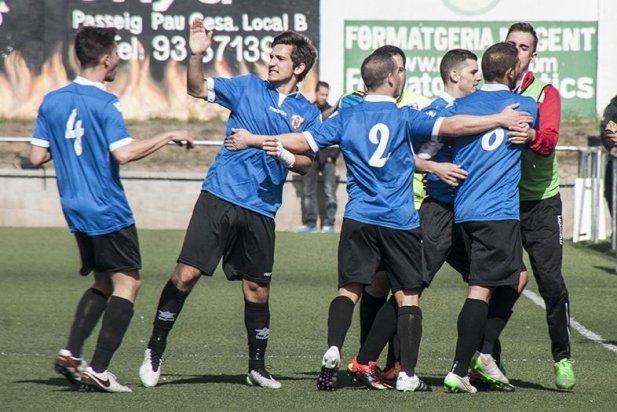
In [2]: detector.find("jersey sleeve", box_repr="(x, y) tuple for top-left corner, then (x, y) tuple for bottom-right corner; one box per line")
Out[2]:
(209, 74), (253, 111)
(303, 107), (322, 131)
(405, 107), (440, 144)
(31, 103), (51, 148)
(527, 85), (560, 155)
(104, 100), (132, 151)
(303, 111), (343, 152)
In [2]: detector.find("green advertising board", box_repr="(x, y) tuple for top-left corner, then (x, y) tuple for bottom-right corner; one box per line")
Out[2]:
(344, 21), (597, 118)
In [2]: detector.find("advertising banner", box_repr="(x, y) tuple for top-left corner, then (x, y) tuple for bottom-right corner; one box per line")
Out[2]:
(344, 20), (597, 118)
(0, 0), (320, 120)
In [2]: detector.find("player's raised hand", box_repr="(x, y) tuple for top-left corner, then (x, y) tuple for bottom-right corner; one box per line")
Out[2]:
(189, 17), (213, 55)
(498, 103), (533, 130)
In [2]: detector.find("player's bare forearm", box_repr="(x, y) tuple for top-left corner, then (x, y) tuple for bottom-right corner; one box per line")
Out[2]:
(29, 145), (51, 167)
(439, 103), (532, 137)
(113, 130), (193, 164)
(187, 55), (206, 98)
(289, 153), (313, 174)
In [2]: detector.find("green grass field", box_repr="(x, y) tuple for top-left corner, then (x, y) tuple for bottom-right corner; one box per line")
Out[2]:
(1, 228), (617, 411)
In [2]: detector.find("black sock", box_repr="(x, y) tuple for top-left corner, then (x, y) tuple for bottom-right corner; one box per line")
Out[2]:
(451, 298), (488, 377)
(90, 296), (134, 373)
(245, 300), (270, 372)
(327, 296), (355, 350)
(397, 306), (422, 376)
(481, 286), (519, 356)
(359, 291), (387, 348)
(148, 280), (189, 354)
(66, 288), (108, 358)
(385, 335), (399, 371)
(357, 297), (397, 364)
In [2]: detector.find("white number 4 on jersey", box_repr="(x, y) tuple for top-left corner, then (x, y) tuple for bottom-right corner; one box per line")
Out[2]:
(65, 108), (84, 156)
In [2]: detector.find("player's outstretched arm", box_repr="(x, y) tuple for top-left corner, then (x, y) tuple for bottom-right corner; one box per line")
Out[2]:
(439, 103), (533, 137)
(226, 128), (312, 154)
(187, 17), (213, 99)
(112, 130), (193, 164)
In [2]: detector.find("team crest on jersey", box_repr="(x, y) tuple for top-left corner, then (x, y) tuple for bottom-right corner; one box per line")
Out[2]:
(290, 114), (305, 129)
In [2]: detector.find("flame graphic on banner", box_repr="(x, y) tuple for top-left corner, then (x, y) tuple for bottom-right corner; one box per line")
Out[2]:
(0, 47), (317, 120)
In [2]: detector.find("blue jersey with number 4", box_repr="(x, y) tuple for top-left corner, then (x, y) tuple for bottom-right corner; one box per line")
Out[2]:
(304, 95), (438, 230)
(443, 85), (538, 222)
(31, 78), (134, 235)
(204, 74), (321, 218)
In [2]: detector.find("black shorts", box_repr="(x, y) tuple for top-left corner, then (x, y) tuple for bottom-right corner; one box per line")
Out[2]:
(75, 225), (141, 276)
(419, 197), (470, 283)
(338, 218), (427, 292)
(520, 193), (563, 278)
(459, 220), (522, 287)
(178, 191), (275, 283)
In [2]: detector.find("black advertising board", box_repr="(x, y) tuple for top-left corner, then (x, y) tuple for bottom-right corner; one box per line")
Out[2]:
(0, 0), (320, 119)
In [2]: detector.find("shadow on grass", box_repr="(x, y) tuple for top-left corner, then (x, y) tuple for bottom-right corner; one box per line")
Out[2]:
(592, 265), (617, 275)
(14, 377), (76, 391)
(158, 373), (309, 386)
(295, 370), (374, 390)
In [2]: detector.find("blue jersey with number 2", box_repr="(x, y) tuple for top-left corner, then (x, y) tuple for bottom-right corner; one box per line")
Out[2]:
(304, 95), (438, 230)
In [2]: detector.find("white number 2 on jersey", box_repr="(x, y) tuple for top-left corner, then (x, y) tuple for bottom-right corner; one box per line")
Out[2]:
(480, 128), (505, 152)
(65, 108), (84, 156)
(368, 123), (391, 167)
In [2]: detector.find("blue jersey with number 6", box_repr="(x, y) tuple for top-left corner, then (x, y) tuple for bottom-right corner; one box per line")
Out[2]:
(443, 84), (538, 222)
(31, 77), (134, 235)
(304, 95), (439, 230)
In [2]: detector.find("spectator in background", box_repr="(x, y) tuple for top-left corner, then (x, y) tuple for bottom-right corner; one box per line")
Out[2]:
(600, 94), (617, 215)
(297, 81), (339, 233)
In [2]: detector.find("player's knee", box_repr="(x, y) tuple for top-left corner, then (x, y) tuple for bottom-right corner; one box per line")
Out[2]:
(243, 281), (269, 303)
(172, 264), (201, 292)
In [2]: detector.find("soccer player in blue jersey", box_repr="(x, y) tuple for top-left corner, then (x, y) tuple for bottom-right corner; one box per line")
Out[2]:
(348, 49), (482, 387)
(474, 23), (576, 391)
(138, 18), (320, 389)
(29, 26), (193, 393)
(226, 45), (532, 392)
(418, 49), (479, 287)
(442, 42), (538, 394)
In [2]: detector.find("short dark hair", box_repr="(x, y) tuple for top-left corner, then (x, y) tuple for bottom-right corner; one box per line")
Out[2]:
(271, 31), (317, 82)
(371, 45), (406, 66)
(507, 22), (538, 52)
(481, 42), (518, 83)
(439, 49), (477, 83)
(361, 52), (397, 91)
(74, 26), (117, 69)
(316, 80), (329, 91)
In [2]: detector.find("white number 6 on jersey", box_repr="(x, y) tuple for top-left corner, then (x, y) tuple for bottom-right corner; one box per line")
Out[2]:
(368, 123), (391, 167)
(480, 128), (505, 152)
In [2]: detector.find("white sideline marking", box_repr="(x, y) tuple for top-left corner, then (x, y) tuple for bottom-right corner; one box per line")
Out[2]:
(522, 289), (617, 354)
